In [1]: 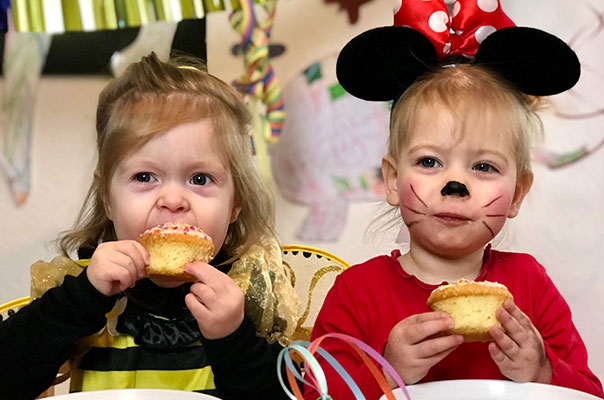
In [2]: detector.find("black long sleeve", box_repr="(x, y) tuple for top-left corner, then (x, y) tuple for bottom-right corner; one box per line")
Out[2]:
(202, 316), (293, 400)
(0, 270), (117, 400)
(1, 269), (295, 399)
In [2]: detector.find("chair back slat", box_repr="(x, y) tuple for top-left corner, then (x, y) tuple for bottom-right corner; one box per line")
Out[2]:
(0, 296), (30, 322)
(281, 246), (349, 341)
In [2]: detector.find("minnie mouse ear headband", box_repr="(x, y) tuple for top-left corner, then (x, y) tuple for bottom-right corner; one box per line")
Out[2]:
(336, 0), (580, 102)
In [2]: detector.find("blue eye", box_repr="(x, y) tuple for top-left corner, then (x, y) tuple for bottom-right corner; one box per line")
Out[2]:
(134, 173), (154, 183)
(473, 163), (498, 173)
(418, 157), (441, 168)
(191, 174), (211, 186)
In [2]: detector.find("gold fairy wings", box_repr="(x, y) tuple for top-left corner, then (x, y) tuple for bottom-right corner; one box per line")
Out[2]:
(228, 238), (302, 346)
(26, 240), (348, 345)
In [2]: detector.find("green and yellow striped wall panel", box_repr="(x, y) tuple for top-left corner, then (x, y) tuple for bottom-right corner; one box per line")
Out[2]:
(11, 0), (266, 33)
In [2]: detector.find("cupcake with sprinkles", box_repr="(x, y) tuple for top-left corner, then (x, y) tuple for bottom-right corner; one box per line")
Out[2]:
(427, 279), (513, 342)
(139, 222), (214, 281)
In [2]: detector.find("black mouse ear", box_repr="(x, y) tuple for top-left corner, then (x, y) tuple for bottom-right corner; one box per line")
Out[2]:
(336, 26), (438, 102)
(475, 27), (580, 96)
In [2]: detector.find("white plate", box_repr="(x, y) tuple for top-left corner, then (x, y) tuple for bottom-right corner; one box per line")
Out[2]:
(51, 389), (221, 399)
(380, 380), (601, 400)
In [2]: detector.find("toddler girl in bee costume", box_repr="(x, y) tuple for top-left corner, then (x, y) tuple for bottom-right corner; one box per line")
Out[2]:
(0, 53), (300, 400)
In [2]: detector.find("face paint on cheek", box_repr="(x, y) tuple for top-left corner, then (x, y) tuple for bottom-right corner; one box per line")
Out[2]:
(482, 191), (513, 217)
(399, 179), (429, 223)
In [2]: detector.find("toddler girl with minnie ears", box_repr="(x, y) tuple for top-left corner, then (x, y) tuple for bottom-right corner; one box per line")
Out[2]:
(308, 0), (603, 399)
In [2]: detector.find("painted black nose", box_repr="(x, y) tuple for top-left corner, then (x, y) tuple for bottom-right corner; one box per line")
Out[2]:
(441, 181), (470, 197)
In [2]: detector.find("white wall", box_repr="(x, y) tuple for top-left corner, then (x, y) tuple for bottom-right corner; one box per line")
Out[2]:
(0, 77), (104, 301)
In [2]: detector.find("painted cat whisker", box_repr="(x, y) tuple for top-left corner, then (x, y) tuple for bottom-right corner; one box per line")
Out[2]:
(404, 205), (426, 215)
(410, 184), (428, 208)
(483, 195), (502, 208)
(482, 221), (495, 238)
(406, 220), (420, 228)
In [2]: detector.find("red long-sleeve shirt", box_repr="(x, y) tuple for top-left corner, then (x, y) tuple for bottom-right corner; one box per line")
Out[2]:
(307, 247), (603, 399)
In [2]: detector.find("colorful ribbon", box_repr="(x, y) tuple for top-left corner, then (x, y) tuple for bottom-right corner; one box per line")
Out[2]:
(230, 0), (285, 142)
(278, 332), (411, 400)
(534, 137), (604, 169)
(394, 0), (515, 58)
(229, 0), (285, 186)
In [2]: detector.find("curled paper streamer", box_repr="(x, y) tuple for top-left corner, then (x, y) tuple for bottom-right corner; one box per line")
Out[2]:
(277, 332), (412, 400)
(229, 0), (285, 185)
(533, 138), (604, 169)
(230, 0), (285, 141)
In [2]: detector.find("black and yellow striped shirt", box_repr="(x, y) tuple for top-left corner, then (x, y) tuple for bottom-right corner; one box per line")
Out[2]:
(0, 263), (290, 399)
(71, 330), (216, 393)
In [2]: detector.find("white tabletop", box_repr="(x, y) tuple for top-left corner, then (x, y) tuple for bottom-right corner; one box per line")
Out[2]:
(51, 389), (221, 399)
(381, 380), (601, 400)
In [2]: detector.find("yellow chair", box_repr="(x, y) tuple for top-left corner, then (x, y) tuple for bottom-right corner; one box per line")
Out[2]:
(281, 245), (350, 341)
(0, 296), (30, 320)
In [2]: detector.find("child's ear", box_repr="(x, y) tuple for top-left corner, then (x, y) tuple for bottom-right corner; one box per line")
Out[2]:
(508, 171), (533, 218)
(382, 155), (400, 207)
(230, 204), (241, 224)
(105, 203), (113, 221)
(96, 170), (113, 221)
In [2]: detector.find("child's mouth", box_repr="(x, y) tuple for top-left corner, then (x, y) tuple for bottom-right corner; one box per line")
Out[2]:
(434, 213), (471, 224)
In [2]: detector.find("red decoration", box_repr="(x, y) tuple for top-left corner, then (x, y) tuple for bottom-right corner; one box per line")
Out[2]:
(325, 0), (375, 24)
(394, 0), (515, 58)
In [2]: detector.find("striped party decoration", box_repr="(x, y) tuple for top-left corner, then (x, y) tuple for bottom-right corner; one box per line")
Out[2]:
(229, 0), (285, 186)
(10, 0), (266, 32)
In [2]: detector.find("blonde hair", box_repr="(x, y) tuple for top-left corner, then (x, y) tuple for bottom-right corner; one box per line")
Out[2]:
(389, 64), (543, 176)
(60, 53), (275, 261)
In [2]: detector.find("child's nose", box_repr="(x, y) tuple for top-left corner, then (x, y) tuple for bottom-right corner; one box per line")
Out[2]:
(441, 181), (470, 197)
(157, 183), (190, 212)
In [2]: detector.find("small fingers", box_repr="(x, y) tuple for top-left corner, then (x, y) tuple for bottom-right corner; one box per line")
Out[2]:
(488, 341), (507, 364)
(132, 242), (150, 278)
(404, 312), (455, 344)
(185, 262), (222, 285)
(88, 241), (149, 295)
(490, 325), (519, 360)
(414, 311), (452, 324)
(496, 303), (531, 347)
(426, 341), (462, 363)
(101, 251), (138, 288)
(117, 241), (149, 279)
(415, 334), (464, 359)
(502, 300), (533, 331)
(185, 293), (210, 320)
(101, 240), (148, 280)
(189, 282), (217, 307)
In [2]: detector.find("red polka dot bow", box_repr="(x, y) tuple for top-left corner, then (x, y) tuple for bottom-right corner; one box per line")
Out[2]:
(394, 0), (515, 59)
